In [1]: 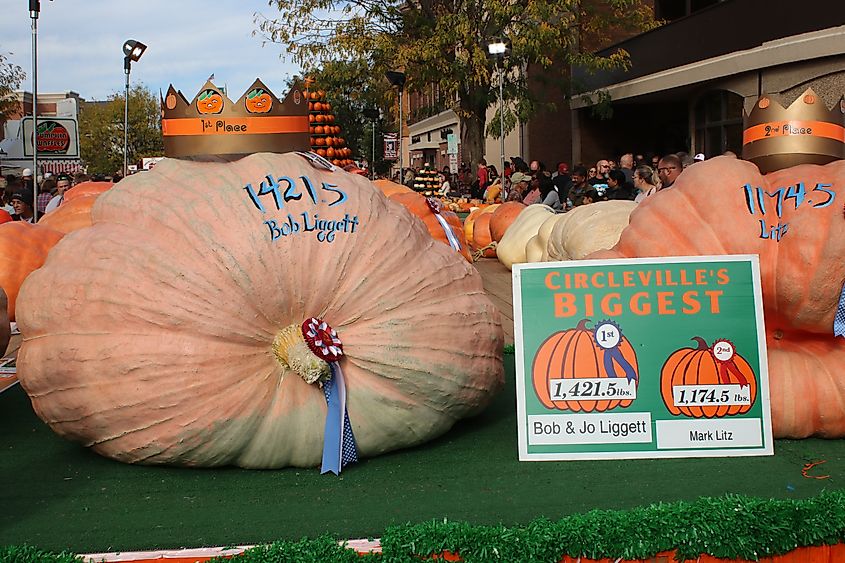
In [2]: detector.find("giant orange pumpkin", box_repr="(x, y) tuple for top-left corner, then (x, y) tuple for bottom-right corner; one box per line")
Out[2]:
(471, 213), (497, 258)
(587, 157), (845, 437)
(532, 319), (638, 412)
(489, 201), (526, 242)
(388, 192), (472, 262)
(62, 181), (112, 202)
(660, 337), (757, 418)
(373, 179), (413, 198)
(0, 288), (9, 356)
(39, 194), (99, 234)
(0, 222), (63, 321)
(16, 152), (504, 468)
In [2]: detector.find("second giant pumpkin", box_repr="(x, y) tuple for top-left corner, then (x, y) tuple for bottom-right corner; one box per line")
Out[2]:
(588, 158), (845, 438)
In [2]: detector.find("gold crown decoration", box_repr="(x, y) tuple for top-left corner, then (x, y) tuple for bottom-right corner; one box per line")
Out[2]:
(304, 79), (355, 167)
(742, 87), (845, 174)
(161, 79), (310, 158)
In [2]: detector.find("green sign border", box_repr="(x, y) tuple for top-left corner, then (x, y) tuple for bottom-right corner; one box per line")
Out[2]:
(512, 255), (773, 461)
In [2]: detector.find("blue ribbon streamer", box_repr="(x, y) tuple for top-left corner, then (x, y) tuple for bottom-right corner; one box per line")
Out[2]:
(835, 283), (845, 338)
(433, 213), (462, 251)
(321, 362), (358, 475)
(603, 348), (638, 383)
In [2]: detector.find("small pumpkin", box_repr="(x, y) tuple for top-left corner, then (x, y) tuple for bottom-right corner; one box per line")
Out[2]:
(245, 88), (272, 114)
(532, 319), (638, 412)
(587, 158), (845, 438)
(0, 222), (64, 321)
(16, 153), (504, 468)
(196, 89), (223, 114)
(660, 337), (757, 418)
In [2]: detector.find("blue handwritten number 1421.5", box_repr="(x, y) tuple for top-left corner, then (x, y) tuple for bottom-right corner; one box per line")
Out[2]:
(741, 182), (835, 218)
(243, 174), (347, 213)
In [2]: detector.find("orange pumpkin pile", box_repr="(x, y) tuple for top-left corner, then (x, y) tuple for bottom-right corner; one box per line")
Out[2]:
(307, 88), (353, 167)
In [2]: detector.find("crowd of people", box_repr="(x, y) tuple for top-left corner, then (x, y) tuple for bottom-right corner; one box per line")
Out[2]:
(0, 169), (117, 223)
(395, 150), (731, 212)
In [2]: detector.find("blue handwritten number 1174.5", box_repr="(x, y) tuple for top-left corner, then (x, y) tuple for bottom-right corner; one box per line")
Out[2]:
(243, 174), (347, 212)
(741, 182), (835, 218)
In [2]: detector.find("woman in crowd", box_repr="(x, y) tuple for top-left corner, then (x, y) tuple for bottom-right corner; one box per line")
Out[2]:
(537, 176), (562, 210)
(633, 165), (660, 203)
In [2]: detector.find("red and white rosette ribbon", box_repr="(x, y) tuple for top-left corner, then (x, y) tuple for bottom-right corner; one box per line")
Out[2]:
(301, 317), (357, 474)
(425, 197), (462, 252)
(711, 338), (749, 387)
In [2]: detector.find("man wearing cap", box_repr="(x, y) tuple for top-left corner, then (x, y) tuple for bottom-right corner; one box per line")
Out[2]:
(10, 189), (35, 223)
(45, 173), (73, 213)
(506, 171), (531, 202)
(693, 153), (705, 163)
(21, 168), (34, 190)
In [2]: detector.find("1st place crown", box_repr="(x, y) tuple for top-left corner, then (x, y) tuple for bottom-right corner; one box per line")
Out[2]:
(160, 78), (310, 158)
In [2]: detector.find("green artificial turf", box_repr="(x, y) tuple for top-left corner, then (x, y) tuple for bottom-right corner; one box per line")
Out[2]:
(2, 355), (844, 554)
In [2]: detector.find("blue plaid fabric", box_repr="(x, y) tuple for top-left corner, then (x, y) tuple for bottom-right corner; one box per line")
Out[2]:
(323, 366), (358, 468)
(835, 283), (845, 338)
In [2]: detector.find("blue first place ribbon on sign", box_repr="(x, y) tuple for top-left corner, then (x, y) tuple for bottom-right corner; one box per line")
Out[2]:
(593, 320), (638, 383)
(834, 282), (845, 338)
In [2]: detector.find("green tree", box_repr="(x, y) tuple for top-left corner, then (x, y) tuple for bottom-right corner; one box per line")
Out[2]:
(299, 60), (395, 176)
(257, 0), (655, 169)
(0, 49), (26, 121)
(79, 84), (163, 175)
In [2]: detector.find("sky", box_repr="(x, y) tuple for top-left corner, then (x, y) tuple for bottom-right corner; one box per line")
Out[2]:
(0, 0), (303, 102)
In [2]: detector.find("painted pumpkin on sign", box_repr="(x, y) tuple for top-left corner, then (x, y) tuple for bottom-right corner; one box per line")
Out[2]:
(660, 337), (758, 418)
(532, 319), (638, 412)
(245, 88), (272, 114)
(197, 89), (223, 114)
(16, 152), (504, 469)
(586, 158), (845, 438)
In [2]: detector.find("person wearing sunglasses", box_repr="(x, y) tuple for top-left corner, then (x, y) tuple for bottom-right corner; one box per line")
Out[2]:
(591, 160), (611, 185)
(656, 154), (683, 189)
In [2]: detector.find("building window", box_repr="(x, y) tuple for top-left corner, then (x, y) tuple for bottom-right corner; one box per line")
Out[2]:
(694, 90), (743, 157)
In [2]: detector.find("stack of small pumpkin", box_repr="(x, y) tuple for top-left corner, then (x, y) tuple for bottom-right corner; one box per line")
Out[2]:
(307, 88), (353, 167)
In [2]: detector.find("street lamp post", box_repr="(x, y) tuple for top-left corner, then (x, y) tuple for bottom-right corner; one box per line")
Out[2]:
(487, 39), (508, 198)
(385, 71), (406, 180)
(122, 39), (147, 178)
(363, 108), (379, 179)
(29, 0), (41, 221)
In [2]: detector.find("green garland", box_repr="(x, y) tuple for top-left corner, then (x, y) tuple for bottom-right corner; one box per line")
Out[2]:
(6, 492), (845, 562)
